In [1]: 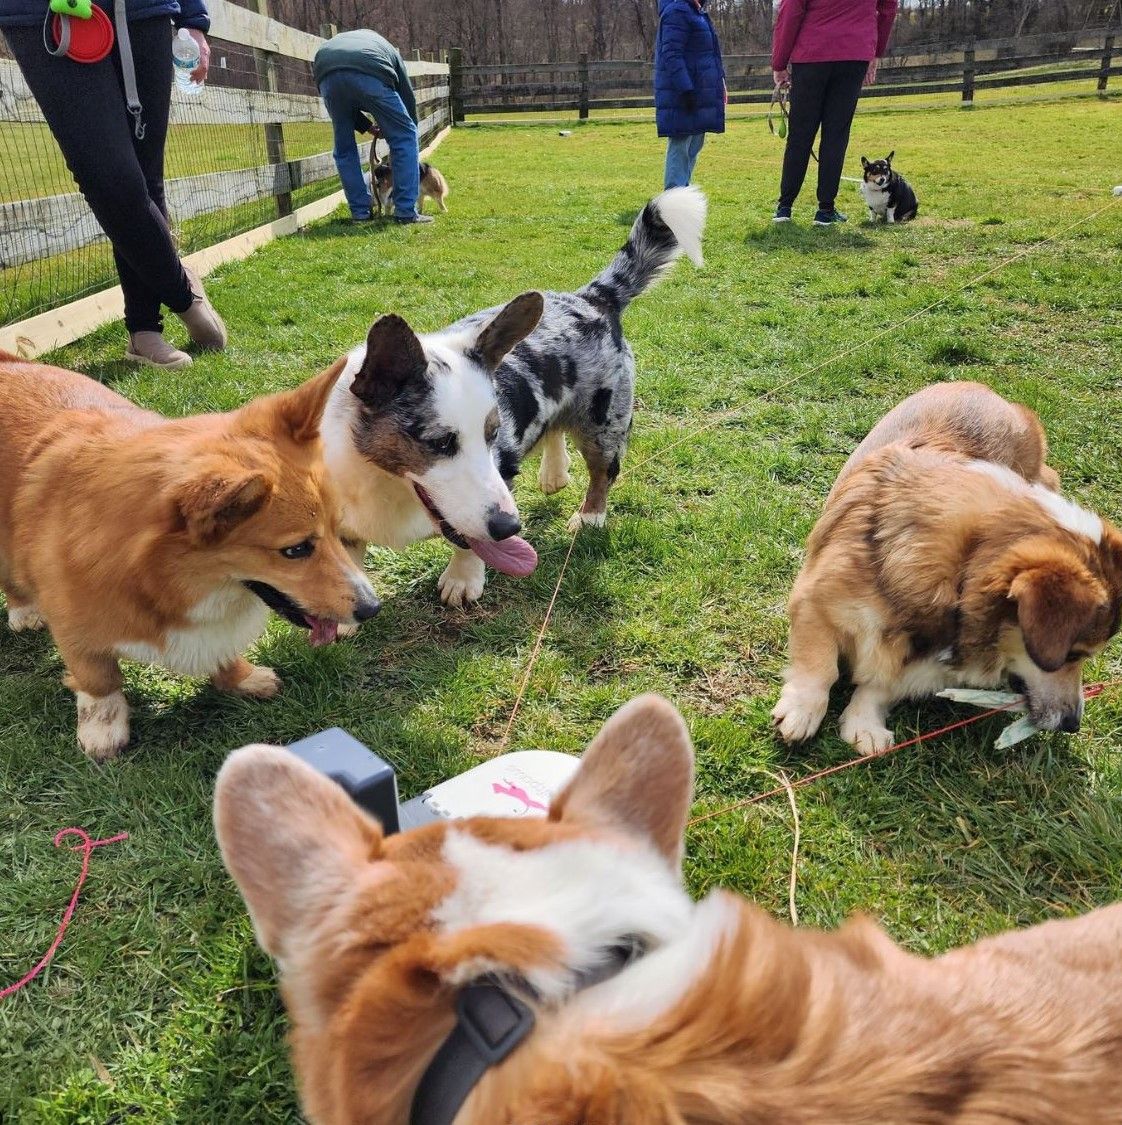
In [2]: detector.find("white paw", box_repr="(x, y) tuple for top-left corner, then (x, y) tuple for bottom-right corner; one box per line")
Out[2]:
(838, 708), (894, 754)
(9, 605), (46, 632)
(566, 510), (606, 534)
(772, 683), (829, 743)
(234, 665), (282, 699)
(76, 691), (130, 762)
(438, 556), (486, 608)
(538, 442), (572, 495)
(336, 622), (360, 639)
(538, 463), (572, 495)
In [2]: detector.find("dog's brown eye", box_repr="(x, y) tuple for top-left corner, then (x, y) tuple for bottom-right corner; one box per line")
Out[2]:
(427, 432), (458, 457)
(280, 539), (315, 560)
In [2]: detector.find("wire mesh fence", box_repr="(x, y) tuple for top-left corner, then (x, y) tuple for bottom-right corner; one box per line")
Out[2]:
(0, 1), (450, 331)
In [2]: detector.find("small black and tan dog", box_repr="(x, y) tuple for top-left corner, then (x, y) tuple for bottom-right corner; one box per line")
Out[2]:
(859, 152), (918, 224)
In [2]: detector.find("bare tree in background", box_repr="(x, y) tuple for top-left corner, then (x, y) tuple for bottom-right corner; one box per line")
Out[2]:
(271, 0), (1119, 63)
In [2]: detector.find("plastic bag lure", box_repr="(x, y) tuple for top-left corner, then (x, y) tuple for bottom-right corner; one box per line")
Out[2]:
(936, 689), (1037, 749)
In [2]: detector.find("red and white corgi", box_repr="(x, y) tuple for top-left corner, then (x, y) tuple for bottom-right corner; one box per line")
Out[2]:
(217, 694), (1122, 1124)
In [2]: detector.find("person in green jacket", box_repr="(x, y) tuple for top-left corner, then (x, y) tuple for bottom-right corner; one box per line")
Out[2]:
(313, 29), (430, 224)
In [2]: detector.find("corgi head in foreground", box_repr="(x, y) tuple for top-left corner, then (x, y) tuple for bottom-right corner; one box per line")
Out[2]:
(215, 695), (698, 1124)
(178, 364), (382, 643)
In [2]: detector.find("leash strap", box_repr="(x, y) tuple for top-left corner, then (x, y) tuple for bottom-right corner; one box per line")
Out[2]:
(768, 82), (818, 163)
(42, 7), (71, 56)
(112, 0), (144, 139)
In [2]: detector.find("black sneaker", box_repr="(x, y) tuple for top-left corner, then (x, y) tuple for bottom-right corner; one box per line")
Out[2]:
(773, 204), (792, 223)
(394, 214), (435, 225)
(813, 208), (848, 226)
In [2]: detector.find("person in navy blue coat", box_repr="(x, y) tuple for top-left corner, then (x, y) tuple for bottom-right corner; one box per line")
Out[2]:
(1, 0), (226, 367)
(654, 0), (725, 189)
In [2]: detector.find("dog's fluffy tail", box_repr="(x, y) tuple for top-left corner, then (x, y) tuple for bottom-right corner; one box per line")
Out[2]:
(581, 186), (707, 312)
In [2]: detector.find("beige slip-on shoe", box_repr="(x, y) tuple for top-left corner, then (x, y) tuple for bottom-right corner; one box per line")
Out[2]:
(125, 331), (192, 369)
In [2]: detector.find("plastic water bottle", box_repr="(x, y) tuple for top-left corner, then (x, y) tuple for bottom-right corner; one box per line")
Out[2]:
(173, 28), (202, 94)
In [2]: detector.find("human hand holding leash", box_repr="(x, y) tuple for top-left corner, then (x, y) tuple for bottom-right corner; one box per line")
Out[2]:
(773, 68), (790, 88)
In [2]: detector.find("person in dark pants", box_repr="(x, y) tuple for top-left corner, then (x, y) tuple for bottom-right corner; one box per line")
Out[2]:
(654, 0), (725, 190)
(1, 0), (227, 368)
(313, 29), (430, 225)
(771, 0), (898, 225)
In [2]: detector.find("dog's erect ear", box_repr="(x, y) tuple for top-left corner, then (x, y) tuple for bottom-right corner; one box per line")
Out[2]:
(175, 468), (272, 546)
(886, 150), (895, 164)
(861, 156), (870, 168)
(469, 291), (544, 372)
(351, 314), (429, 410)
(1009, 563), (1107, 672)
(214, 745), (387, 961)
(550, 694), (694, 872)
(272, 362), (342, 444)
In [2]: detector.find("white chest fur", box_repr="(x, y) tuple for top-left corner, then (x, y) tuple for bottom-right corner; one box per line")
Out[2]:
(320, 368), (435, 550)
(116, 584), (270, 676)
(860, 181), (890, 214)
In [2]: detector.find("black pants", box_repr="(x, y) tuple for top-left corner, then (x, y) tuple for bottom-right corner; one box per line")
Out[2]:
(6, 18), (193, 333)
(778, 60), (867, 211)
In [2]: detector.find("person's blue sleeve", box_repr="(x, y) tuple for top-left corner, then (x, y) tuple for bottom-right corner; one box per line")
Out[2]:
(660, 7), (695, 93)
(174, 0), (210, 33)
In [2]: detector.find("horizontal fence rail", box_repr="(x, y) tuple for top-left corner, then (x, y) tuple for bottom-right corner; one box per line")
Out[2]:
(453, 27), (1119, 119)
(0, 0), (451, 329)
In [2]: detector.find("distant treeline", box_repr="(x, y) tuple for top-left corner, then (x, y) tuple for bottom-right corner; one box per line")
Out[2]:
(269, 0), (1121, 63)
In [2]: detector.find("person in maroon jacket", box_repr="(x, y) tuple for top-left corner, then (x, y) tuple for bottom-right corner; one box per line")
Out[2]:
(770, 0), (898, 225)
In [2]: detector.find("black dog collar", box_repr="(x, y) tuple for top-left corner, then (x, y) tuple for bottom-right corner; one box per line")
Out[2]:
(409, 942), (642, 1125)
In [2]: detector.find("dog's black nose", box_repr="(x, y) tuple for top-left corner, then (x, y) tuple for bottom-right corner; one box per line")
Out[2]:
(354, 593), (382, 621)
(1059, 711), (1081, 734)
(487, 510), (522, 541)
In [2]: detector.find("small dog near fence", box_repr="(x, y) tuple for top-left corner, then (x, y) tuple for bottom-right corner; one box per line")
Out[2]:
(371, 160), (449, 216)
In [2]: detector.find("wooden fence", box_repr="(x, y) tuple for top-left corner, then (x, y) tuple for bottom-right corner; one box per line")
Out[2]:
(451, 26), (1119, 119)
(0, 1), (451, 328)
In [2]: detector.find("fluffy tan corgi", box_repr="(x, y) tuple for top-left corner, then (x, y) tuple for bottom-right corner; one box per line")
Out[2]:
(0, 354), (380, 760)
(216, 694), (1122, 1124)
(774, 381), (1122, 752)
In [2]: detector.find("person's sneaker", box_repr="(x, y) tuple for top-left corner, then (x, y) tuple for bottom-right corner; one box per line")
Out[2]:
(813, 208), (848, 226)
(176, 267), (228, 351)
(773, 204), (793, 223)
(125, 331), (192, 369)
(394, 213), (435, 225)
(351, 212), (375, 223)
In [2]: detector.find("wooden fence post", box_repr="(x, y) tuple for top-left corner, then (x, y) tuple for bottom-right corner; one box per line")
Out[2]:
(253, 0), (292, 217)
(961, 38), (975, 106)
(1098, 31), (1115, 94)
(578, 52), (590, 120)
(449, 47), (464, 124)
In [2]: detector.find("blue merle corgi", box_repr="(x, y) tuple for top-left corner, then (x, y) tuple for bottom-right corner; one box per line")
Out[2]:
(320, 186), (707, 610)
(859, 152), (919, 224)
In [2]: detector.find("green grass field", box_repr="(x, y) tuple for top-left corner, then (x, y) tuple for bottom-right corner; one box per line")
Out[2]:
(2, 95), (1122, 1120)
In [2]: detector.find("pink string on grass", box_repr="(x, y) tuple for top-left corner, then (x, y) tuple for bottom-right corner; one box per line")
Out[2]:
(0, 828), (128, 1001)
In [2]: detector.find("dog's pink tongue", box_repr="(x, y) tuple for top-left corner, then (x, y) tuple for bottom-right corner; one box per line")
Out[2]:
(306, 617), (340, 647)
(466, 534), (538, 578)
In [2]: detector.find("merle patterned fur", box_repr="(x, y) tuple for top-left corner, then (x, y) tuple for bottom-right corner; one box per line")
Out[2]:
(436, 195), (694, 520)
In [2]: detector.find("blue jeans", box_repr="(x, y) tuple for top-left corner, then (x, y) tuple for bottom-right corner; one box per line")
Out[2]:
(664, 133), (705, 189)
(320, 69), (420, 220)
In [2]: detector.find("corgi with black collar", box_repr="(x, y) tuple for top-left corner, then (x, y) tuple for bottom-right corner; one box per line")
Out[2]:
(860, 151), (918, 224)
